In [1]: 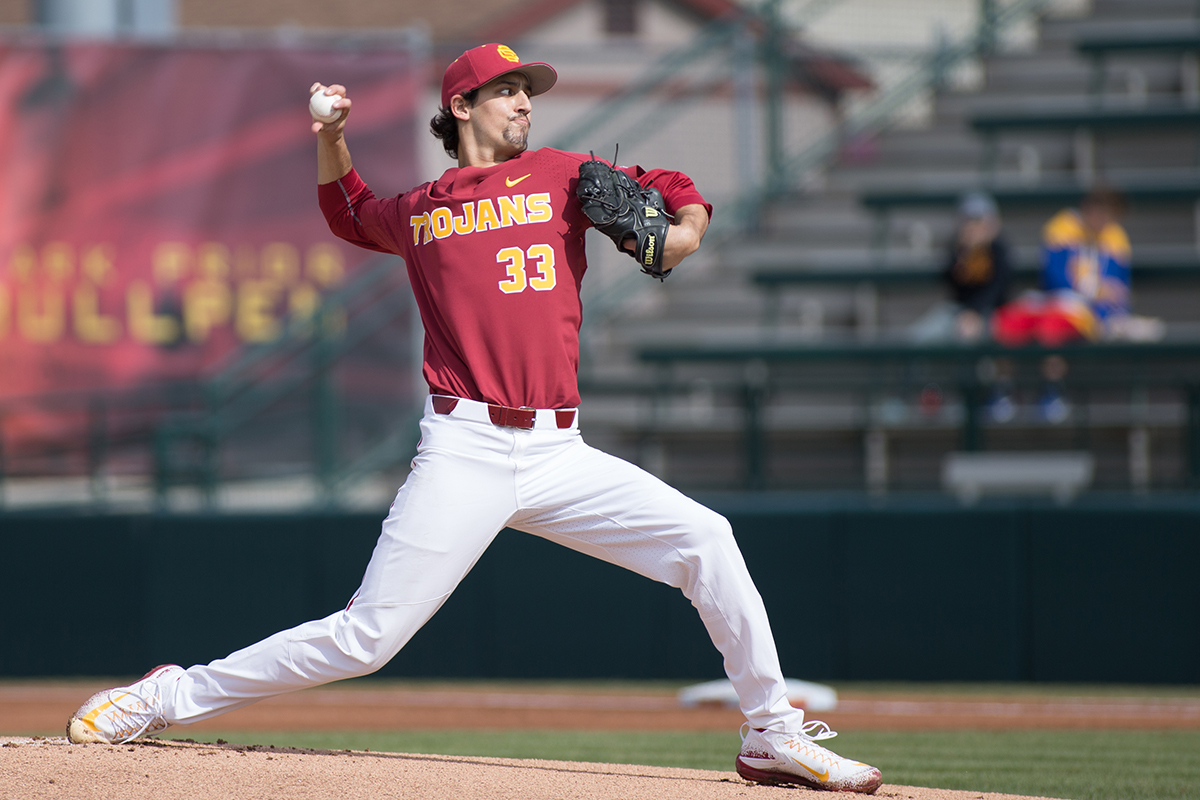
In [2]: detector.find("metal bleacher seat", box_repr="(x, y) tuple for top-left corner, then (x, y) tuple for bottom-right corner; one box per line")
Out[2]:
(967, 101), (1200, 178)
(1073, 18), (1200, 97)
(970, 101), (1200, 132)
(749, 248), (1200, 330)
(858, 171), (1200, 211)
(636, 338), (1200, 490)
(941, 450), (1095, 505)
(858, 19), (1200, 214)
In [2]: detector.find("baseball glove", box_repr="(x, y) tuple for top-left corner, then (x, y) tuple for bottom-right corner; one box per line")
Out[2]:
(576, 155), (673, 280)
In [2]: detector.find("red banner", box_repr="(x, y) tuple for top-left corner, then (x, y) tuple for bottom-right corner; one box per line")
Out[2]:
(0, 39), (423, 401)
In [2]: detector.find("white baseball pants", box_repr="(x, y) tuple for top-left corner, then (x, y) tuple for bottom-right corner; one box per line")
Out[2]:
(163, 396), (806, 733)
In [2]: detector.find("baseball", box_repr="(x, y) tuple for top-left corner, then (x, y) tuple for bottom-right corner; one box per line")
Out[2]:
(309, 90), (341, 123)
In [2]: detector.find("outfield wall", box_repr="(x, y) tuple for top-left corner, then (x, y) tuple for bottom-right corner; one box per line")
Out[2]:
(2, 496), (1197, 683)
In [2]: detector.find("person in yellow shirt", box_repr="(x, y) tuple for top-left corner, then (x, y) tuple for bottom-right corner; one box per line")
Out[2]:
(993, 188), (1130, 346)
(991, 188), (1129, 422)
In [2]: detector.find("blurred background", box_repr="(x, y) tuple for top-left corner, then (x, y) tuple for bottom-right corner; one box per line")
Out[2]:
(0, 0), (1197, 686)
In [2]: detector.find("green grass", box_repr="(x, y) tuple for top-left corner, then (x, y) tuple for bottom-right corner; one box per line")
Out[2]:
(829, 681), (1200, 699)
(850, 730), (1200, 800)
(164, 728), (1200, 800)
(16, 677), (1197, 798)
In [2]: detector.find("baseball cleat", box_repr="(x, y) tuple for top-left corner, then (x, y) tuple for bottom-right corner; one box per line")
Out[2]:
(735, 721), (882, 793)
(66, 664), (183, 744)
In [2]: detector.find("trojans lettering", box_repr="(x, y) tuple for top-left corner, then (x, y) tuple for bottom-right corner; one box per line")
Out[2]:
(410, 193), (552, 245)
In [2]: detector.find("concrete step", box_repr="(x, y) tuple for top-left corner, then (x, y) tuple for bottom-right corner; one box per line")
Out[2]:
(758, 204), (885, 241)
(982, 53), (1093, 93)
(1089, 0), (1200, 21)
(986, 63), (1185, 99)
(864, 132), (987, 170)
(651, 280), (765, 318)
(869, 130), (1198, 178)
(712, 242), (920, 267)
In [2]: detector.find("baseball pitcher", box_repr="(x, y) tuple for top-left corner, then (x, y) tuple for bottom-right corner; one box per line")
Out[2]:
(67, 43), (881, 794)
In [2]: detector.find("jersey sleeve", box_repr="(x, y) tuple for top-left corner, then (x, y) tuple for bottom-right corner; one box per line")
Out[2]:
(1040, 246), (1073, 292)
(1095, 224), (1133, 318)
(624, 166), (713, 219)
(1040, 209), (1081, 292)
(317, 168), (410, 255)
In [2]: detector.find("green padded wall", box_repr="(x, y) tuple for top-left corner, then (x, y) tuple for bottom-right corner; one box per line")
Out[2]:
(2, 497), (1197, 682)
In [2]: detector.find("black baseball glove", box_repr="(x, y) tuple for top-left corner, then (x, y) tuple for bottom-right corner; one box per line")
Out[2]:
(576, 156), (673, 280)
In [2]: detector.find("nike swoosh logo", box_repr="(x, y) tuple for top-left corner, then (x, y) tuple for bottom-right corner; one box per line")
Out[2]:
(506, 174), (531, 187)
(789, 757), (829, 782)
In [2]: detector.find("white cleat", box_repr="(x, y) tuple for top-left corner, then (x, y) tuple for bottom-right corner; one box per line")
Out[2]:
(736, 721), (883, 793)
(66, 664), (183, 744)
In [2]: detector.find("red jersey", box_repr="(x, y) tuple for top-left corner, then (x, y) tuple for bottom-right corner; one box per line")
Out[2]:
(318, 147), (711, 409)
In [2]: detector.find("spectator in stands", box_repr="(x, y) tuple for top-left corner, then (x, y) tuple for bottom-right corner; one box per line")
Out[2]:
(991, 187), (1131, 422)
(994, 187), (1131, 347)
(910, 192), (1012, 343)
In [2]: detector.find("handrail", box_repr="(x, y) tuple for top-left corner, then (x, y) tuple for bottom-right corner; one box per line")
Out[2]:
(144, 0), (867, 493)
(0, 381), (201, 415)
(0, 255), (409, 468)
(2, 2), (1056, 507)
(196, 278), (413, 437)
(579, 0), (1053, 328)
(203, 254), (402, 402)
(547, 0), (849, 153)
(547, 17), (741, 153)
(718, 0), (1053, 234)
(150, 254), (419, 504)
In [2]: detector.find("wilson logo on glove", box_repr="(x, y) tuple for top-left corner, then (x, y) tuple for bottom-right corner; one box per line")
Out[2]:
(642, 234), (657, 268)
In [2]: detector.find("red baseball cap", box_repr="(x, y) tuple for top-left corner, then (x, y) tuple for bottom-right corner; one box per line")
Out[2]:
(440, 43), (557, 109)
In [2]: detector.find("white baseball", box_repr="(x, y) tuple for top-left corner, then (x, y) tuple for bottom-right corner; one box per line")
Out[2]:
(309, 90), (341, 123)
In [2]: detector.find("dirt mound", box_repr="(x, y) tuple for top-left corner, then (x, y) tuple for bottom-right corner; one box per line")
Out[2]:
(1, 737), (1059, 800)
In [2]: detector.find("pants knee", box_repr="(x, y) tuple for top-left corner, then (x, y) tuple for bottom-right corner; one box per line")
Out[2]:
(331, 605), (415, 676)
(693, 509), (740, 561)
(668, 509), (749, 606)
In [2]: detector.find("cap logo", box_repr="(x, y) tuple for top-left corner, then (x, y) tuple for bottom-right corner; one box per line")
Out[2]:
(497, 45), (520, 63)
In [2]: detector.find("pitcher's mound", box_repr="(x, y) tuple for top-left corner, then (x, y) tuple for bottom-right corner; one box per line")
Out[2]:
(0, 737), (1060, 799)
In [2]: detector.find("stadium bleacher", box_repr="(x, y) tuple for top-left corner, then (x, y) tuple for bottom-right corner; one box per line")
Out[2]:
(578, 0), (1200, 495)
(1073, 17), (1200, 95)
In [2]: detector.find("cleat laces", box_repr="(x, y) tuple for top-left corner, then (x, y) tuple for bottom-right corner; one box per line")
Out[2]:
(799, 719), (837, 742)
(740, 719), (839, 745)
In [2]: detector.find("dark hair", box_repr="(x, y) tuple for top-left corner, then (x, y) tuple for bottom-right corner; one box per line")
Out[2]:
(1082, 185), (1126, 216)
(429, 87), (479, 159)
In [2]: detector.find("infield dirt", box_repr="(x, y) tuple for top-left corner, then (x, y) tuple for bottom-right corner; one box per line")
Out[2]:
(1, 736), (1060, 800)
(5, 682), (1199, 800)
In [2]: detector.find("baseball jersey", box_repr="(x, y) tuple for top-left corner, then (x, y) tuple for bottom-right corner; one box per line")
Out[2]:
(319, 147), (711, 409)
(1041, 208), (1131, 320)
(943, 237), (1012, 313)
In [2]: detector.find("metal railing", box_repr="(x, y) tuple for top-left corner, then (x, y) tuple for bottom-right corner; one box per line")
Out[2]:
(720, 0), (1053, 231)
(0, 382), (204, 509)
(0, 3), (1056, 510)
(579, 0), (1053, 324)
(150, 254), (421, 508)
(550, 0), (850, 161)
(0, 255), (422, 512)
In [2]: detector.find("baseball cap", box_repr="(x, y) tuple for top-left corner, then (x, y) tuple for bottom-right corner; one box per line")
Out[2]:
(958, 192), (998, 220)
(441, 43), (558, 109)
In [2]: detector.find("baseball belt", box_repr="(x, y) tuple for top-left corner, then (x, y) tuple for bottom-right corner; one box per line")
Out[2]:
(431, 395), (576, 430)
